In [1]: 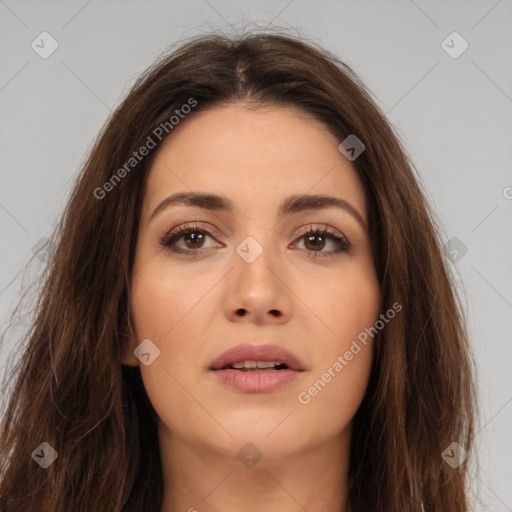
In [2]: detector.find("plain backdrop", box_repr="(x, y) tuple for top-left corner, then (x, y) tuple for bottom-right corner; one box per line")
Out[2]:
(1, 1), (511, 510)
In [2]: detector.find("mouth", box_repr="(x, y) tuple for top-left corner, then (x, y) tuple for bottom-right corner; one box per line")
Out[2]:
(218, 361), (291, 372)
(209, 343), (306, 393)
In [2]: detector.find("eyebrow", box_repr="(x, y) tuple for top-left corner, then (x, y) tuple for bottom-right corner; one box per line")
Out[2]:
(149, 192), (366, 228)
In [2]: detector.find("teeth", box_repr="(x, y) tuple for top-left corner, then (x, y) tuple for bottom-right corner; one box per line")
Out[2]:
(231, 360), (282, 369)
(256, 360), (279, 369)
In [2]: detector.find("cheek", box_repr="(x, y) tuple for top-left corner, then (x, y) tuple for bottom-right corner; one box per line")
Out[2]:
(330, 282), (380, 341)
(129, 269), (210, 437)
(293, 266), (379, 425)
(130, 265), (213, 341)
(301, 261), (381, 349)
(296, 346), (373, 443)
(129, 268), (209, 398)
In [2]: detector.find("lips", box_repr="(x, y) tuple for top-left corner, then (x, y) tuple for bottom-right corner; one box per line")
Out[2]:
(209, 343), (305, 371)
(209, 343), (306, 393)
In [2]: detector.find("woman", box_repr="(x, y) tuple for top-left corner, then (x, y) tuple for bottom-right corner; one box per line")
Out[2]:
(0, 31), (478, 512)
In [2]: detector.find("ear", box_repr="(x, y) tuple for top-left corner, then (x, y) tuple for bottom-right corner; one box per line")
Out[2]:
(121, 336), (140, 367)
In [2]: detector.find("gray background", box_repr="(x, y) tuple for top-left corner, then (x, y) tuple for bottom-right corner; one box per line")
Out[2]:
(1, 1), (511, 510)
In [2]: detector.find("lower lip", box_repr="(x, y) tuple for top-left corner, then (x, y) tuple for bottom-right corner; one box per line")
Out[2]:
(211, 368), (303, 393)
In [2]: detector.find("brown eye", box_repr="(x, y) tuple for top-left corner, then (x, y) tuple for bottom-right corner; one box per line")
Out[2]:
(160, 223), (350, 259)
(160, 223), (222, 255)
(303, 233), (326, 251)
(182, 231), (206, 249)
(294, 226), (351, 259)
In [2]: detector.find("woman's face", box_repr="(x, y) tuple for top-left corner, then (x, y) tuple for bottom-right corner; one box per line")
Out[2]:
(123, 103), (380, 462)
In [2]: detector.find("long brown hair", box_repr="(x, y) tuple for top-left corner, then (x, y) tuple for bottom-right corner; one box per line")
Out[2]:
(0, 30), (479, 511)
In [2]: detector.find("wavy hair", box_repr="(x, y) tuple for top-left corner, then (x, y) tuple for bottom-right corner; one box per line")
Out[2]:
(0, 30), (478, 511)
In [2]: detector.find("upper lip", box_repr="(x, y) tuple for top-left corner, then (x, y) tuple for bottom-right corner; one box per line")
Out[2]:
(209, 343), (306, 371)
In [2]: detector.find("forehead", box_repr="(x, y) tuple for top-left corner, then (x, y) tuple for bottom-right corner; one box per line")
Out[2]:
(142, 103), (367, 222)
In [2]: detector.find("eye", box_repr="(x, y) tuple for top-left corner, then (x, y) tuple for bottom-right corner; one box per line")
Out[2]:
(159, 222), (222, 254)
(292, 224), (351, 258)
(159, 222), (351, 258)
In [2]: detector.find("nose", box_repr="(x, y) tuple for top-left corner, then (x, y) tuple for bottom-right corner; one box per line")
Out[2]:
(222, 241), (292, 325)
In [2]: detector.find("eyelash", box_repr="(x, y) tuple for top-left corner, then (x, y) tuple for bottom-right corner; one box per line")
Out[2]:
(159, 222), (352, 259)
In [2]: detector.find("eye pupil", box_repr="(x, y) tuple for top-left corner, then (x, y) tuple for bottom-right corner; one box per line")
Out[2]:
(305, 234), (325, 251)
(185, 232), (204, 248)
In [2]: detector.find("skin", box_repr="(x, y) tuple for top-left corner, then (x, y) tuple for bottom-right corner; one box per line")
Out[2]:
(122, 102), (381, 512)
